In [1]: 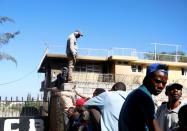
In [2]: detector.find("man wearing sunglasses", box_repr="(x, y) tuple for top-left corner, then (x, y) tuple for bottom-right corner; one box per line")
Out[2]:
(119, 63), (168, 131)
(156, 83), (185, 131)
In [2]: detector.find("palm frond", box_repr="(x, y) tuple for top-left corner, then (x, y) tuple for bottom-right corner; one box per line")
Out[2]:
(0, 31), (20, 45)
(0, 52), (17, 65)
(0, 16), (14, 24)
(0, 16), (18, 65)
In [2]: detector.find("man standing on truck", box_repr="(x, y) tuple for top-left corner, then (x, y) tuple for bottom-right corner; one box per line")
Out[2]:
(66, 30), (83, 82)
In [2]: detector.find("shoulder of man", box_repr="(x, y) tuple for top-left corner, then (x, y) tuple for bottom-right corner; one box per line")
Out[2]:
(156, 103), (167, 113)
(68, 33), (76, 39)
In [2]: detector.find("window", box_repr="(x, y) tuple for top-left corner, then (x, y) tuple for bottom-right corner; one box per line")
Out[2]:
(75, 63), (86, 71)
(181, 68), (187, 76)
(131, 65), (142, 72)
(75, 63), (102, 73)
(138, 65), (142, 72)
(117, 61), (128, 65)
(131, 65), (137, 72)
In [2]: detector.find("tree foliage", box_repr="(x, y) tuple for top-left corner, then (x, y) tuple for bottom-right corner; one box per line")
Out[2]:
(144, 51), (187, 62)
(0, 16), (20, 65)
(0, 16), (14, 23)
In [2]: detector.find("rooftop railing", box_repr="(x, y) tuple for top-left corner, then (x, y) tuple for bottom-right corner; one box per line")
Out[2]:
(45, 45), (187, 62)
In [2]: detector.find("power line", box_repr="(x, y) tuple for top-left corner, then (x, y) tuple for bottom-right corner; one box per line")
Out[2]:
(0, 68), (37, 86)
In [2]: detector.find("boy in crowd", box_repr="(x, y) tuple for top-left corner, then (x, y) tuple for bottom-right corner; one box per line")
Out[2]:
(156, 83), (185, 131)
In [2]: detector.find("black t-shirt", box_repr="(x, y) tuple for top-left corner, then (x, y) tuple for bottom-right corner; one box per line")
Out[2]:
(119, 85), (155, 131)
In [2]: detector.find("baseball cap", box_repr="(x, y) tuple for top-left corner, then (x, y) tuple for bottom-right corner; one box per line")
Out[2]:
(75, 30), (83, 36)
(75, 98), (86, 106)
(146, 63), (168, 75)
(166, 83), (183, 92)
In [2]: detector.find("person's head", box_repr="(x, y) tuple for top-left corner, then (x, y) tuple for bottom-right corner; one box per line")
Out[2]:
(111, 82), (126, 91)
(74, 30), (83, 38)
(75, 98), (87, 112)
(61, 67), (68, 80)
(178, 104), (187, 130)
(165, 83), (183, 102)
(67, 107), (75, 118)
(73, 108), (81, 119)
(61, 67), (68, 75)
(143, 63), (168, 96)
(92, 88), (106, 97)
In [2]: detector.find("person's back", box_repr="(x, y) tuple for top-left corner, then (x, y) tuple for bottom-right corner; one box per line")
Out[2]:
(85, 90), (127, 131)
(84, 82), (127, 131)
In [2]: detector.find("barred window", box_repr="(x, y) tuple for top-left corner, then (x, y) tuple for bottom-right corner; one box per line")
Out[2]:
(131, 65), (142, 72)
(181, 68), (187, 76)
(75, 63), (102, 73)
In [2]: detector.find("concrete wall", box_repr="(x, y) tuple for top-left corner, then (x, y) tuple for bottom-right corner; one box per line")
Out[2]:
(63, 82), (114, 97)
(168, 66), (182, 80)
(115, 64), (132, 74)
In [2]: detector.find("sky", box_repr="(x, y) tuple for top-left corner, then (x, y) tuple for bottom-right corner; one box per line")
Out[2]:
(0, 0), (187, 99)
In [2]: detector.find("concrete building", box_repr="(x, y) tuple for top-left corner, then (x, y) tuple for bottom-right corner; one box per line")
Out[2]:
(38, 46), (187, 102)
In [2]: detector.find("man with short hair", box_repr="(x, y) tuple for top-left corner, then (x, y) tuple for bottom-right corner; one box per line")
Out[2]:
(119, 63), (168, 131)
(156, 83), (185, 131)
(110, 82), (127, 91)
(66, 30), (83, 82)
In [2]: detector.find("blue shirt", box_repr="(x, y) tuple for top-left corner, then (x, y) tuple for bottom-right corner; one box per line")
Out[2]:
(84, 91), (128, 131)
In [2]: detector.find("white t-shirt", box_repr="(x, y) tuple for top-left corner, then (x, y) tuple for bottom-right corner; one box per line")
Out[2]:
(156, 102), (186, 131)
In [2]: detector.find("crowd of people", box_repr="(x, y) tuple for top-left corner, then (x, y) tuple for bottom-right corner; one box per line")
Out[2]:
(49, 63), (187, 131)
(49, 31), (187, 131)
(52, 30), (187, 131)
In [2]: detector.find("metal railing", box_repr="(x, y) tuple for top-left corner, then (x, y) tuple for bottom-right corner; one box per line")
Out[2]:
(136, 51), (187, 62)
(0, 98), (48, 117)
(46, 46), (137, 57)
(45, 45), (187, 62)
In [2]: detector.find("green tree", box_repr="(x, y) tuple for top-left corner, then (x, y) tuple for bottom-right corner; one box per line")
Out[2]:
(0, 16), (20, 65)
(144, 51), (187, 62)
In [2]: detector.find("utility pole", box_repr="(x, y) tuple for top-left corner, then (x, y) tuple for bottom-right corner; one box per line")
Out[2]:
(151, 43), (158, 60)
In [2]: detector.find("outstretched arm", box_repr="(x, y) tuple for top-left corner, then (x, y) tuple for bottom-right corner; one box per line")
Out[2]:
(73, 86), (88, 100)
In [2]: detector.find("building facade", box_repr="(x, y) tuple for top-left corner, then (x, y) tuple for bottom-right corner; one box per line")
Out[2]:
(38, 47), (187, 101)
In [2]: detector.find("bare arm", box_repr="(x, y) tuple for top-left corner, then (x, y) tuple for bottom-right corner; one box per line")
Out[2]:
(147, 118), (162, 131)
(153, 119), (162, 131)
(74, 88), (88, 100)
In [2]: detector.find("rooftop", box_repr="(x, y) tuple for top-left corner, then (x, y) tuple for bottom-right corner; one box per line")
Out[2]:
(38, 45), (187, 72)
